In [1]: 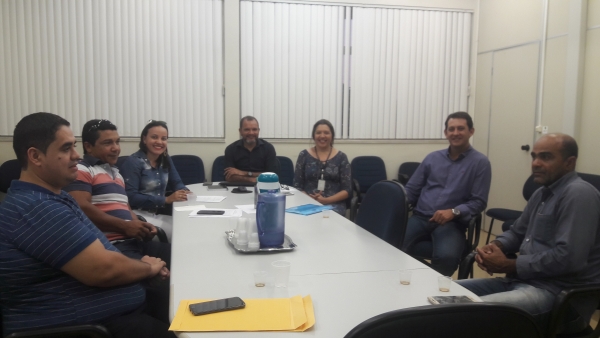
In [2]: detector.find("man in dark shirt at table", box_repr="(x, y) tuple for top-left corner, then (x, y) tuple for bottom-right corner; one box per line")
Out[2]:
(223, 116), (278, 182)
(402, 111), (492, 276)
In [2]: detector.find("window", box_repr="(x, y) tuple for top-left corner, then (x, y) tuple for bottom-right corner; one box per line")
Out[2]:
(240, 2), (472, 139)
(0, 0), (224, 137)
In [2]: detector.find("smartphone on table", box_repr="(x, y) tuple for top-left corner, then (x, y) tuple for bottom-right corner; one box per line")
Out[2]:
(189, 297), (246, 316)
(427, 295), (476, 305)
(197, 210), (226, 215)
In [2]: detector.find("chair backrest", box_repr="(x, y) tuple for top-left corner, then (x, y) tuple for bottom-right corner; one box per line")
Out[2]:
(116, 156), (129, 170)
(579, 172), (600, 193)
(171, 155), (205, 185)
(277, 156), (294, 186)
(397, 162), (420, 185)
(354, 180), (408, 249)
(211, 156), (226, 182)
(351, 156), (387, 194)
(522, 174), (542, 201)
(0, 159), (21, 193)
(344, 303), (543, 338)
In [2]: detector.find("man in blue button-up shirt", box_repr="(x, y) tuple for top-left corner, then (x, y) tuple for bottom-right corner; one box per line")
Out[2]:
(458, 134), (600, 333)
(402, 112), (492, 276)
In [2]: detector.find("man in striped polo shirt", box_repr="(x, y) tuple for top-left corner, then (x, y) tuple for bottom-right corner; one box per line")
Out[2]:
(0, 113), (174, 338)
(64, 119), (171, 324)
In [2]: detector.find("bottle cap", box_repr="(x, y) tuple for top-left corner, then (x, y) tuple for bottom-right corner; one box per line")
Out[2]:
(257, 172), (279, 183)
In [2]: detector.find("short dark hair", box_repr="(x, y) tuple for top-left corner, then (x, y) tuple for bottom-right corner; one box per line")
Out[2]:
(444, 111), (473, 130)
(311, 119), (335, 145)
(560, 135), (578, 160)
(138, 120), (170, 169)
(239, 116), (259, 129)
(81, 119), (117, 154)
(13, 112), (70, 169)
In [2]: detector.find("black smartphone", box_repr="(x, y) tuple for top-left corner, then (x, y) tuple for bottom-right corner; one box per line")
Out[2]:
(197, 210), (225, 215)
(189, 297), (246, 316)
(203, 182), (213, 186)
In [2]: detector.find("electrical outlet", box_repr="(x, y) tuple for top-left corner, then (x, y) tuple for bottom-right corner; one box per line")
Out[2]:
(542, 126), (549, 134)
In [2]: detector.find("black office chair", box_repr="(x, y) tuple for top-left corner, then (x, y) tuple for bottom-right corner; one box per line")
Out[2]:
(0, 311), (111, 338)
(344, 303), (543, 338)
(171, 154), (205, 185)
(547, 283), (600, 338)
(115, 156), (129, 170)
(354, 180), (408, 250)
(211, 156), (226, 182)
(405, 213), (482, 279)
(0, 159), (21, 193)
(277, 156), (294, 186)
(350, 156), (387, 213)
(497, 172), (600, 235)
(579, 172), (600, 193)
(485, 174), (541, 243)
(396, 161), (420, 186)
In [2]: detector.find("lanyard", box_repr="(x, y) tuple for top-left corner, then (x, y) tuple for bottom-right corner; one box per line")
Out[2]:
(315, 146), (332, 180)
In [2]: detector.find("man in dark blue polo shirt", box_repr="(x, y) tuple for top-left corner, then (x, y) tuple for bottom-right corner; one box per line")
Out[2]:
(0, 112), (174, 338)
(402, 112), (492, 276)
(223, 116), (278, 182)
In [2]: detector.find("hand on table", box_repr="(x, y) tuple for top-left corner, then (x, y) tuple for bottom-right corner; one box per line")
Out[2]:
(224, 167), (245, 180)
(166, 189), (190, 204)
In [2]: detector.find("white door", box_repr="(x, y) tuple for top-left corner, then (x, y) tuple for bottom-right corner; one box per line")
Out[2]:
(484, 43), (540, 236)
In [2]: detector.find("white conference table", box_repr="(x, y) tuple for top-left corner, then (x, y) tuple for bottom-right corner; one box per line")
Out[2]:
(170, 184), (479, 337)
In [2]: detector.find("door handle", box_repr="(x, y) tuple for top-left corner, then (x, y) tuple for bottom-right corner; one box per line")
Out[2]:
(521, 145), (530, 151)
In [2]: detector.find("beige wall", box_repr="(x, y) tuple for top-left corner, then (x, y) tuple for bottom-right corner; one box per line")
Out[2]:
(3, 0), (596, 202)
(0, 0), (476, 182)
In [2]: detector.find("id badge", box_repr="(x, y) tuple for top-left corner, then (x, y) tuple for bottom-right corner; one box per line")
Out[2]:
(317, 179), (326, 192)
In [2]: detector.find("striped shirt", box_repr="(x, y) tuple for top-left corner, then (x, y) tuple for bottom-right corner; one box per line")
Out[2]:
(64, 155), (132, 241)
(0, 181), (145, 336)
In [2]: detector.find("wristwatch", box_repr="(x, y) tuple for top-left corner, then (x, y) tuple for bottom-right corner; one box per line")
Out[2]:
(451, 208), (461, 217)
(247, 171), (253, 177)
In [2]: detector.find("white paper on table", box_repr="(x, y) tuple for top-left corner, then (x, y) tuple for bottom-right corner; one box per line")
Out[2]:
(235, 204), (257, 214)
(195, 196), (227, 203)
(174, 205), (207, 212)
(188, 208), (243, 218)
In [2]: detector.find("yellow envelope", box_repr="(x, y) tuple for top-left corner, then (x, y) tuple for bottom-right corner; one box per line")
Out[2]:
(170, 295), (315, 332)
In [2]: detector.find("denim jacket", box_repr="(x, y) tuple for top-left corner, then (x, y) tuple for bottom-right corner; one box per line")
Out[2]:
(120, 150), (187, 211)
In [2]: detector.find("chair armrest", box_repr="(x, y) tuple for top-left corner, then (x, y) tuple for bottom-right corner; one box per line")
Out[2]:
(546, 283), (600, 338)
(466, 213), (482, 252)
(352, 179), (361, 202)
(6, 324), (112, 338)
(458, 251), (477, 280)
(137, 215), (169, 243)
(349, 195), (359, 222)
(155, 226), (169, 243)
(398, 174), (409, 186)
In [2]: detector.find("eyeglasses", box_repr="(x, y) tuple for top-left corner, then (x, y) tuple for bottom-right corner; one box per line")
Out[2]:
(147, 119), (167, 126)
(86, 119), (115, 133)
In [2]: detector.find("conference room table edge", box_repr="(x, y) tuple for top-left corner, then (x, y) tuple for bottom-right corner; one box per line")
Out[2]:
(168, 183), (480, 337)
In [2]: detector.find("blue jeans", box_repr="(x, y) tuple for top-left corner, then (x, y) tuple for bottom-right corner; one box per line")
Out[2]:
(458, 278), (595, 334)
(402, 215), (466, 276)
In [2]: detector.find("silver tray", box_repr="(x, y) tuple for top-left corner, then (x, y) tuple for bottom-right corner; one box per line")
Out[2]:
(225, 230), (297, 253)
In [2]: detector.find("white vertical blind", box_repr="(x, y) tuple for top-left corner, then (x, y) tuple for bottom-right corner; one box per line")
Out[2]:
(0, 0), (224, 137)
(349, 8), (472, 139)
(240, 1), (346, 139)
